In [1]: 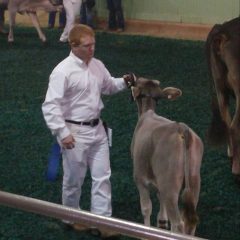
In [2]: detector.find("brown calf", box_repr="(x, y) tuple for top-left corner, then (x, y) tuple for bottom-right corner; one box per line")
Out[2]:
(131, 78), (203, 235)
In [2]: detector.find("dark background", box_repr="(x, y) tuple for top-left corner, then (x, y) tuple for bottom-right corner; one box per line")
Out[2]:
(0, 28), (239, 240)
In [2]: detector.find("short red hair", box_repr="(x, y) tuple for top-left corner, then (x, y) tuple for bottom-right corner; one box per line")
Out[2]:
(68, 24), (95, 47)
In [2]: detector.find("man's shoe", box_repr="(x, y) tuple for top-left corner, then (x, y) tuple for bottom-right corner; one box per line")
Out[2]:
(72, 223), (89, 231)
(63, 223), (89, 232)
(59, 36), (68, 43)
(90, 228), (120, 239)
(100, 229), (120, 239)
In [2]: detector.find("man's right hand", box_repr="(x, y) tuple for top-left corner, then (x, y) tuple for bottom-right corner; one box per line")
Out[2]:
(61, 135), (75, 149)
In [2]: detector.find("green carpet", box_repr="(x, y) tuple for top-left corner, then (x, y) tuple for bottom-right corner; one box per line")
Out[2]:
(0, 27), (239, 240)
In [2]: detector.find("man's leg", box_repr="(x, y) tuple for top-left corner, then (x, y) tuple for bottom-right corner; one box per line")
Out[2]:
(80, 2), (87, 25)
(114, 0), (124, 30)
(0, 6), (7, 34)
(88, 140), (112, 217)
(88, 139), (121, 238)
(106, 0), (116, 30)
(59, 9), (66, 28)
(62, 143), (88, 210)
(48, 11), (56, 28)
(60, 0), (75, 42)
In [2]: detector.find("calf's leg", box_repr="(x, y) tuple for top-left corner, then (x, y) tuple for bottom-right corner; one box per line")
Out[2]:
(135, 178), (152, 226)
(157, 192), (170, 230)
(165, 192), (184, 233)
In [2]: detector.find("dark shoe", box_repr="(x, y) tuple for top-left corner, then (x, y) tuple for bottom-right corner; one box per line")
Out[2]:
(90, 228), (120, 239)
(63, 223), (89, 232)
(73, 223), (90, 231)
(101, 230), (120, 239)
(48, 24), (54, 29)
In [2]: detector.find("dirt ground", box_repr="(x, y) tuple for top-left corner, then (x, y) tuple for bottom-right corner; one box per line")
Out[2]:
(5, 11), (212, 41)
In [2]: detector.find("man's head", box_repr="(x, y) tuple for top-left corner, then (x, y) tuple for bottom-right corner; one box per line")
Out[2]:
(69, 24), (95, 64)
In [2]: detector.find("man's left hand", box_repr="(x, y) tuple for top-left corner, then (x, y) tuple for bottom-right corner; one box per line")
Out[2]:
(123, 73), (137, 88)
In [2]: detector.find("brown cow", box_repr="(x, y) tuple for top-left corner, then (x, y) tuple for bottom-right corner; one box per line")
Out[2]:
(206, 17), (240, 181)
(0, 0), (62, 42)
(130, 78), (203, 235)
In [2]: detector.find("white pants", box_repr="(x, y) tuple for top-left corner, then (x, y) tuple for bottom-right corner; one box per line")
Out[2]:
(60, 0), (82, 41)
(61, 120), (112, 218)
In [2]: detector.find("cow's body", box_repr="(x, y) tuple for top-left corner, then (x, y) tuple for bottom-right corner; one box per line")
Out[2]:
(0, 0), (61, 42)
(206, 17), (240, 179)
(131, 78), (203, 235)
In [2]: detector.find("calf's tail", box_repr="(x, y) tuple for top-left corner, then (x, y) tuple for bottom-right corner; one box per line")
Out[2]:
(179, 123), (199, 233)
(181, 188), (199, 235)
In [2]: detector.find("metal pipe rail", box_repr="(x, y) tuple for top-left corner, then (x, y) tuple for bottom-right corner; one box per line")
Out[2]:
(0, 190), (207, 240)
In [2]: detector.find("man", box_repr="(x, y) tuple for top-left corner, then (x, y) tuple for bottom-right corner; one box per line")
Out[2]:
(59, 0), (82, 42)
(80, 0), (96, 29)
(0, 2), (7, 34)
(42, 24), (135, 238)
(48, 8), (66, 29)
(106, 0), (125, 32)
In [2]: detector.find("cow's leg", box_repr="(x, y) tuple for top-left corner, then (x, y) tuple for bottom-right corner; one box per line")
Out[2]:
(217, 92), (235, 168)
(210, 49), (232, 157)
(227, 58), (240, 176)
(27, 11), (46, 42)
(156, 192), (170, 230)
(230, 99), (240, 176)
(135, 178), (152, 226)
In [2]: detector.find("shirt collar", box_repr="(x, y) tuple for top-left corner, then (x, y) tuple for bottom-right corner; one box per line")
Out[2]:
(70, 51), (86, 67)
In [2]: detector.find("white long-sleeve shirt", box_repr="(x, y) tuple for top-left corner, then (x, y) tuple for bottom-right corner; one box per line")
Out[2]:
(42, 51), (126, 140)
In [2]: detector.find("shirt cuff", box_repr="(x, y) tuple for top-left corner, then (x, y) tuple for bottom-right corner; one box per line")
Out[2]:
(57, 127), (71, 140)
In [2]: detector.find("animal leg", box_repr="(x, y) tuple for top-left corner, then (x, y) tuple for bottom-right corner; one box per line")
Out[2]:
(209, 42), (232, 152)
(229, 117), (240, 176)
(27, 11), (46, 42)
(165, 193), (184, 234)
(7, 9), (16, 42)
(181, 186), (199, 235)
(227, 59), (240, 176)
(156, 192), (170, 230)
(136, 181), (152, 226)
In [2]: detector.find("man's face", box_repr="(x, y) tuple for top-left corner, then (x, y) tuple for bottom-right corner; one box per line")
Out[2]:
(72, 35), (95, 63)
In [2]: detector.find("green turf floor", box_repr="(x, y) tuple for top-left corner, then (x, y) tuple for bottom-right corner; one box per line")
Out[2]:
(0, 27), (239, 240)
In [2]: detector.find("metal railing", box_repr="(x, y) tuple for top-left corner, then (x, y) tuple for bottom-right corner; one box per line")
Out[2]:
(0, 190), (207, 240)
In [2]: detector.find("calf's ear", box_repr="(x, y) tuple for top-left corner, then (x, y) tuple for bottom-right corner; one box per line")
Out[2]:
(162, 87), (182, 100)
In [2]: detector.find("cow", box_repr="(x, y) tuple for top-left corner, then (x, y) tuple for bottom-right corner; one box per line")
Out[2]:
(130, 77), (203, 235)
(206, 17), (240, 182)
(0, 0), (62, 42)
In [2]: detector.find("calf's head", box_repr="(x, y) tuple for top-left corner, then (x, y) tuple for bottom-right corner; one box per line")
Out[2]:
(131, 77), (182, 115)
